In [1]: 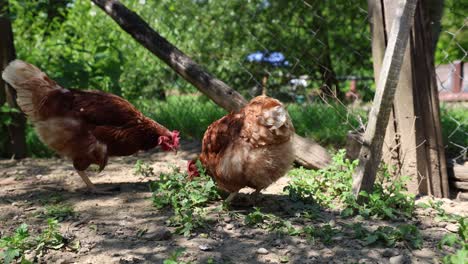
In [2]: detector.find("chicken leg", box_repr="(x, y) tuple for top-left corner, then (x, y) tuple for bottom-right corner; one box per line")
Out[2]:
(225, 192), (238, 204)
(77, 170), (97, 191)
(251, 189), (261, 205)
(76, 171), (113, 194)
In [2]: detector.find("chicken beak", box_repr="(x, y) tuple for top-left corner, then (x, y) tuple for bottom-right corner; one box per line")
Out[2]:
(98, 154), (108, 172)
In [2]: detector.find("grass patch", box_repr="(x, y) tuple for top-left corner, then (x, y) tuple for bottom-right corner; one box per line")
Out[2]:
(135, 95), (226, 140)
(287, 103), (366, 147)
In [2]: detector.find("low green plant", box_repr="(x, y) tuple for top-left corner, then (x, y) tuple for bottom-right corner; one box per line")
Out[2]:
(349, 169), (415, 219)
(417, 199), (463, 223)
(149, 161), (220, 236)
(163, 248), (190, 264)
(286, 150), (415, 220)
(42, 204), (75, 222)
(35, 219), (64, 252)
(439, 218), (468, 264)
(285, 149), (357, 207)
(244, 208), (300, 236)
(302, 224), (340, 245)
(0, 219), (65, 264)
(133, 160), (155, 177)
(0, 223), (30, 264)
(350, 223), (422, 249)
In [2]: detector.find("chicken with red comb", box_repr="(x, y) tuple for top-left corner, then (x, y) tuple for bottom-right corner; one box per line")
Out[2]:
(2, 60), (180, 193)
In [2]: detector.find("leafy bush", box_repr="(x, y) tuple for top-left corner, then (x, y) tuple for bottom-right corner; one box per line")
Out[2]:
(149, 161), (220, 236)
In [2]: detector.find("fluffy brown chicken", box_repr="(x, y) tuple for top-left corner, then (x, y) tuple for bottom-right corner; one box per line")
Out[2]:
(2, 60), (179, 193)
(188, 96), (295, 203)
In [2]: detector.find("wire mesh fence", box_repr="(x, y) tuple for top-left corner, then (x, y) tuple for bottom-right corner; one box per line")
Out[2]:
(434, 21), (467, 163)
(4, 0), (467, 179)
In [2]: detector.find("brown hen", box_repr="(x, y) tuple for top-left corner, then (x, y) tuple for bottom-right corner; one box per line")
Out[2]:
(2, 60), (179, 193)
(189, 96), (295, 203)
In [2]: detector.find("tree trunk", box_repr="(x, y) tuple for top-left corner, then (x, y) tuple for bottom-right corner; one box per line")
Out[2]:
(90, 0), (332, 169)
(0, 2), (27, 159)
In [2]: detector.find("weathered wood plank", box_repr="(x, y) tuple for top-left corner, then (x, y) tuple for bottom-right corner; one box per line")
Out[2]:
(382, 0), (425, 194)
(453, 181), (468, 191)
(453, 164), (468, 181)
(352, 0), (418, 197)
(457, 192), (468, 201)
(90, 0), (331, 169)
(410, 3), (449, 197)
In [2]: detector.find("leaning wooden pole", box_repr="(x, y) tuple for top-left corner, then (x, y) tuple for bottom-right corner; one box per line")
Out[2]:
(352, 0), (418, 197)
(91, 0), (331, 169)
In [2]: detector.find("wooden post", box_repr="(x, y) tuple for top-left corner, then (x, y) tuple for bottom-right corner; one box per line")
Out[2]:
(90, 0), (332, 169)
(352, 0), (418, 197)
(0, 1), (27, 159)
(367, 0), (449, 197)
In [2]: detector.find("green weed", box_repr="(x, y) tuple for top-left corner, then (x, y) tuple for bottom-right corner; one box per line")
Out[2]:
(149, 161), (220, 237)
(0, 219), (65, 264)
(42, 204), (75, 222)
(438, 216), (468, 263)
(349, 223), (422, 249)
(286, 150), (415, 220)
(163, 248), (190, 264)
(417, 199), (463, 223)
(134, 160), (155, 177)
(244, 208), (301, 236)
(302, 224), (340, 245)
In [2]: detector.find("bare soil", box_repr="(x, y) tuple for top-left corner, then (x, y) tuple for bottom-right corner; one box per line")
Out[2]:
(0, 140), (466, 264)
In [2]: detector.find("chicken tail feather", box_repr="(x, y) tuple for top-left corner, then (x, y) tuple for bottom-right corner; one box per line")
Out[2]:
(2, 60), (61, 120)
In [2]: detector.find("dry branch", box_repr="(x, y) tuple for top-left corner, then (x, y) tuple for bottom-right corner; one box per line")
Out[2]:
(90, 0), (331, 169)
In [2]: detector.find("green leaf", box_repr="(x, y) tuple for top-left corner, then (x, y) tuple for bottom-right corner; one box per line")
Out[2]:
(2, 248), (20, 264)
(439, 234), (459, 248)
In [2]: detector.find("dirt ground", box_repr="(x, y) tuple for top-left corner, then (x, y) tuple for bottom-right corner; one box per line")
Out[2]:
(0, 140), (467, 264)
